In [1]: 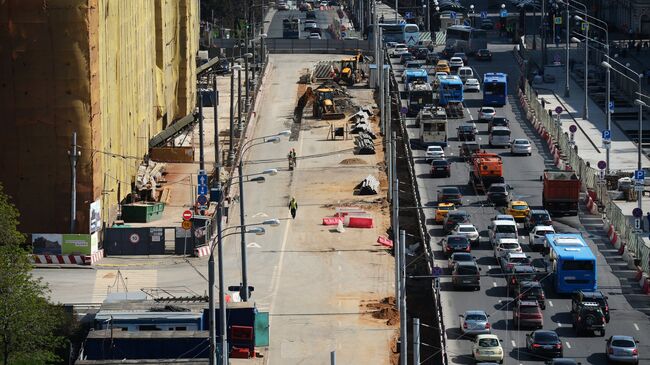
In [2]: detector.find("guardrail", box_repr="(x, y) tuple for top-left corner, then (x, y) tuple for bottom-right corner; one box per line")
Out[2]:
(264, 38), (372, 54)
(514, 48), (650, 275)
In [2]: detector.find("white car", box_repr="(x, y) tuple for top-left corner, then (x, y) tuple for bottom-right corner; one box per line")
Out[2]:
(451, 223), (480, 246)
(464, 78), (481, 92)
(277, 2), (290, 10)
(492, 214), (515, 223)
(434, 71), (448, 78)
(390, 44), (408, 57)
(478, 106), (496, 122)
(493, 238), (522, 258)
(385, 41), (398, 48)
(308, 33), (322, 39)
(425, 145), (445, 160)
(472, 334), (504, 363)
(511, 138), (532, 156)
(528, 225), (555, 251)
(449, 56), (464, 69)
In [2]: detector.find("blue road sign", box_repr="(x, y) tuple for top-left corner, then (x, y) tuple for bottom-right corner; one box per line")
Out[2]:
(198, 184), (209, 195)
(634, 170), (645, 181)
(597, 160), (607, 170)
(464, 19), (471, 26)
(405, 11), (413, 19)
(197, 194), (208, 206)
(608, 101), (615, 112)
(198, 172), (208, 186)
(450, 11), (456, 20)
(602, 129), (611, 140)
(633, 207), (643, 218)
(480, 11), (488, 19)
(432, 266), (443, 277)
(500, 9), (508, 18)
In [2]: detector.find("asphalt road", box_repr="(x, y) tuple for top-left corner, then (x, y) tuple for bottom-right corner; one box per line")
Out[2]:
(267, 5), (338, 40)
(390, 42), (650, 364)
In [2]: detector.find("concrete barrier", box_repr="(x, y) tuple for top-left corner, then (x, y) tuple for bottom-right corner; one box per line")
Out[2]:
(31, 249), (104, 265)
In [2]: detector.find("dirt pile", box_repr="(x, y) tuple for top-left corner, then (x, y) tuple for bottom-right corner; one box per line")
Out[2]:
(339, 157), (367, 165)
(364, 296), (399, 326)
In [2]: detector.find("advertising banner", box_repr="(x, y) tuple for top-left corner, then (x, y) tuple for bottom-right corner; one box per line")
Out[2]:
(32, 234), (62, 255)
(62, 234), (92, 255)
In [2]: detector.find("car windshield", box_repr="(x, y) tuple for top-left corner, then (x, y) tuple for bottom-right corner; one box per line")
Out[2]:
(458, 266), (478, 274)
(512, 204), (528, 210)
(438, 205), (454, 212)
(522, 286), (543, 296)
(478, 338), (499, 347)
(492, 129), (511, 136)
(459, 227), (475, 233)
(490, 186), (506, 193)
(502, 243), (519, 249)
(481, 107), (495, 113)
(453, 253), (473, 262)
(510, 257), (528, 264)
(496, 225), (516, 233)
(532, 213), (550, 221)
(536, 230), (554, 235)
(442, 188), (460, 194)
(534, 332), (558, 342)
(465, 313), (486, 321)
(611, 339), (636, 347)
(448, 236), (468, 244)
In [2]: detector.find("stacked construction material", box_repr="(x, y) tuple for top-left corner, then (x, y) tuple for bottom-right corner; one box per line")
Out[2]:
(354, 132), (376, 154)
(356, 175), (380, 195)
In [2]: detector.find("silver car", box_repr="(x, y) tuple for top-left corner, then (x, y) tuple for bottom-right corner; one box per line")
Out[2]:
(459, 310), (491, 335)
(511, 138), (532, 156)
(478, 106), (496, 122)
(606, 335), (639, 364)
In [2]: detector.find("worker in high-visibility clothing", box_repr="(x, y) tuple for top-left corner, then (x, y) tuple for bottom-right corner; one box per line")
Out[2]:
(289, 197), (298, 219)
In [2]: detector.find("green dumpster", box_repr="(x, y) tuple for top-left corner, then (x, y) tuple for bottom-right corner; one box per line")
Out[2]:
(121, 202), (165, 223)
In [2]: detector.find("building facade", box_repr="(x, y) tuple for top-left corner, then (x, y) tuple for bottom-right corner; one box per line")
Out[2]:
(0, 0), (198, 234)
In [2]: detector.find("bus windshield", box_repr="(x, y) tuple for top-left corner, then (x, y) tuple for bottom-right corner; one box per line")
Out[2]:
(443, 84), (462, 91)
(485, 82), (506, 95)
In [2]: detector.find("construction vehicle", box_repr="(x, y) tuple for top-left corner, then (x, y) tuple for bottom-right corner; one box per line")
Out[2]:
(468, 152), (504, 193)
(542, 169), (581, 216)
(294, 86), (346, 121)
(335, 53), (364, 86)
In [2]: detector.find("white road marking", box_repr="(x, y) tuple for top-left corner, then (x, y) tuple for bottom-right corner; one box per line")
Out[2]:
(338, 265), (342, 271)
(247, 242), (261, 248)
(269, 218), (292, 314)
(548, 300), (553, 307)
(511, 340), (517, 347)
(557, 322), (562, 327)
(565, 341), (572, 349)
(493, 282), (497, 287)
(488, 265), (492, 270)
(634, 323), (640, 331)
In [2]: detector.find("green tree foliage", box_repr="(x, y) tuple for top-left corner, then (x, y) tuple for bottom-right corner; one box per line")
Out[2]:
(0, 184), (65, 365)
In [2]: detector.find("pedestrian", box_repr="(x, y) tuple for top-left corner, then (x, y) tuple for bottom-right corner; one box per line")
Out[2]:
(289, 197), (298, 219)
(636, 41), (642, 54)
(548, 109), (553, 119)
(541, 98), (546, 108)
(646, 211), (650, 233)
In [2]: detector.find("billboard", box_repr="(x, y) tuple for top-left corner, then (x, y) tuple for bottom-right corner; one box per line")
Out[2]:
(32, 234), (62, 255)
(90, 199), (102, 234)
(62, 234), (92, 255)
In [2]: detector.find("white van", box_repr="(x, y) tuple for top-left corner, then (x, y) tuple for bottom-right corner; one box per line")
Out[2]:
(489, 126), (511, 147)
(457, 66), (474, 82)
(488, 220), (518, 245)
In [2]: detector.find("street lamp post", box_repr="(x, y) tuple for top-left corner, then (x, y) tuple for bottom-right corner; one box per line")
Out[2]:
(229, 64), (242, 164)
(243, 53), (253, 111)
(565, 0), (570, 97)
(470, 5), (475, 28)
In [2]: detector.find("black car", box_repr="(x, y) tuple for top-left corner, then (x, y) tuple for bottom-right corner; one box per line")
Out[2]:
(571, 302), (606, 336)
(457, 125), (476, 141)
(443, 210), (471, 233)
(426, 51), (441, 65)
(437, 186), (462, 205)
(514, 281), (546, 309)
(451, 261), (481, 290)
(571, 290), (610, 323)
(306, 10), (316, 19)
(452, 52), (468, 65)
(544, 359), (581, 365)
(414, 47), (429, 60)
(506, 265), (538, 289)
(459, 141), (480, 160)
(526, 330), (563, 359)
(442, 235), (471, 256)
(524, 209), (553, 230)
(442, 45), (455, 58)
(480, 19), (495, 30)
(475, 48), (493, 61)
(487, 183), (510, 206)
(430, 159), (451, 178)
(488, 116), (510, 133)
(400, 52), (414, 64)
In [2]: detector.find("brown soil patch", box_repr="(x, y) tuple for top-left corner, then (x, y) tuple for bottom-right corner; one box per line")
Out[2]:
(322, 197), (389, 212)
(364, 296), (399, 326)
(339, 157), (367, 165)
(296, 83), (307, 103)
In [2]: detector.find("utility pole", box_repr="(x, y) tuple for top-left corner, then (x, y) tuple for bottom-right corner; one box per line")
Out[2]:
(399, 229), (407, 365)
(214, 77), (221, 186)
(413, 318), (421, 365)
(237, 66), (243, 133)
(393, 177), (399, 309)
(199, 89), (206, 172)
(238, 160), (250, 301)
(68, 132), (80, 233)
(229, 59), (236, 164)
(583, 22), (589, 120)
(395, 0), (398, 22)
(541, 0), (547, 65)
(564, 0), (570, 97)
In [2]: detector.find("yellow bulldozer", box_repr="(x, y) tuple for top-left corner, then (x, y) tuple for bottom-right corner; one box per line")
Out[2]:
(335, 53), (364, 86)
(294, 86), (345, 121)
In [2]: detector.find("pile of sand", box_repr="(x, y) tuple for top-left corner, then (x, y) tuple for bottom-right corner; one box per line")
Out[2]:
(339, 158), (367, 165)
(365, 297), (399, 326)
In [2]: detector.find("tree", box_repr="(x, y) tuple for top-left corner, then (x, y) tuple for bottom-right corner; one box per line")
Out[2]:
(0, 184), (65, 365)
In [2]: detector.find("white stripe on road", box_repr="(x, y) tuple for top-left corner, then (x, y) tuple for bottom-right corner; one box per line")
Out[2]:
(493, 282), (497, 287)
(511, 340), (517, 347)
(565, 341), (572, 349)
(634, 323), (640, 331)
(548, 300), (554, 307)
(488, 265), (492, 270)
(557, 322), (562, 327)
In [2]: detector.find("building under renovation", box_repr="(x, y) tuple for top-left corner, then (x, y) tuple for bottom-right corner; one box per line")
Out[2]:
(0, 0), (198, 234)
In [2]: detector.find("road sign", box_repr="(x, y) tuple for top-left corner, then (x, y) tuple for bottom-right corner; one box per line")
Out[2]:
(553, 53), (561, 64)
(450, 11), (456, 20)
(635, 183), (645, 192)
(400, 106), (408, 115)
(569, 125), (577, 133)
(599, 170), (605, 180)
(597, 160), (607, 170)
(581, 22), (589, 31)
(129, 233), (140, 244)
(602, 130), (611, 140)
(341, 31), (346, 38)
(198, 184), (209, 195)
(182, 220), (192, 230)
(635, 218), (641, 230)
(182, 209), (193, 221)
(555, 106), (563, 114)
(608, 101), (615, 112)
(432, 266), (443, 277)
(198, 171), (208, 186)
(480, 11), (488, 19)
(464, 19), (471, 26)
(554, 16), (562, 25)
(197, 194), (209, 206)
(633, 207), (644, 218)
(634, 170), (645, 181)
(500, 9), (508, 18)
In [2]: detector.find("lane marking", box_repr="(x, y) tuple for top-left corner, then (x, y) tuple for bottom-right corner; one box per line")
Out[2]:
(565, 341), (571, 349)
(493, 282), (497, 287)
(634, 323), (640, 331)
(488, 265), (492, 270)
(548, 300), (553, 307)
(557, 322), (562, 327)
(269, 216), (292, 314)
(511, 340), (517, 347)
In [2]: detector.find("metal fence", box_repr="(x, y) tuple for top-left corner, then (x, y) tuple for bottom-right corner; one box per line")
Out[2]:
(264, 38), (372, 54)
(518, 49), (650, 274)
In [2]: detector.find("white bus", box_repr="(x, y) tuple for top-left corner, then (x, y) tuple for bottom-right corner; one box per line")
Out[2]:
(379, 23), (420, 46)
(445, 25), (487, 55)
(418, 106), (448, 147)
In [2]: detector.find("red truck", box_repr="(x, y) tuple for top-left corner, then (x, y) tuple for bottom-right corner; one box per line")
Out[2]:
(542, 170), (581, 216)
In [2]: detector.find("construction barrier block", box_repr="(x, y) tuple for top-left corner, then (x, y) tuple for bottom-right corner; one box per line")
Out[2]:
(322, 217), (343, 225)
(230, 347), (252, 359)
(348, 216), (374, 228)
(377, 236), (394, 248)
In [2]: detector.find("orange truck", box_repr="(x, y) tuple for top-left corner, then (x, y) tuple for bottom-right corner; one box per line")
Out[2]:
(468, 152), (504, 193)
(542, 170), (581, 216)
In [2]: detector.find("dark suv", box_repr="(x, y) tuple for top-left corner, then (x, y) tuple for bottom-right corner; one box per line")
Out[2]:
(487, 183), (510, 206)
(451, 261), (481, 290)
(571, 290), (610, 323)
(524, 209), (553, 230)
(488, 117), (510, 133)
(514, 281), (546, 309)
(443, 210), (471, 233)
(572, 302), (606, 336)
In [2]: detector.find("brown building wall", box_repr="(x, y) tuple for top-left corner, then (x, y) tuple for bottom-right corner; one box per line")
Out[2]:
(0, 0), (197, 234)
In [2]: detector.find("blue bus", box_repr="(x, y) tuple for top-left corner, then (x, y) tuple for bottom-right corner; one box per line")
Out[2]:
(403, 69), (428, 89)
(483, 73), (507, 107)
(438, 75), (464, 106)
(545, 233), (597, 294)
(407, 82), (434, 116)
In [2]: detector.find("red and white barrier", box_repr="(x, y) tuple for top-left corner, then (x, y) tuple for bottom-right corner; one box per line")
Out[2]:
(31, 249), (104, 265)
(608, 224), (620, 248)
(194, 245), (212, 257)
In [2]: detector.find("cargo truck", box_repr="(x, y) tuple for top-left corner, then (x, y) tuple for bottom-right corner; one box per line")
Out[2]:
(468, 152), (504, 193)
(542, 170), (581, 216)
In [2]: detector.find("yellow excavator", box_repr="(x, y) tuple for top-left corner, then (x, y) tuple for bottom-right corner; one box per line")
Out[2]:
(294, 86), (345, 121)
(336, 53), (364, 86)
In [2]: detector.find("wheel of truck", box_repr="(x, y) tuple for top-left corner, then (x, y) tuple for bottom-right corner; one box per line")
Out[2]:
(600, 329), (605, 337)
